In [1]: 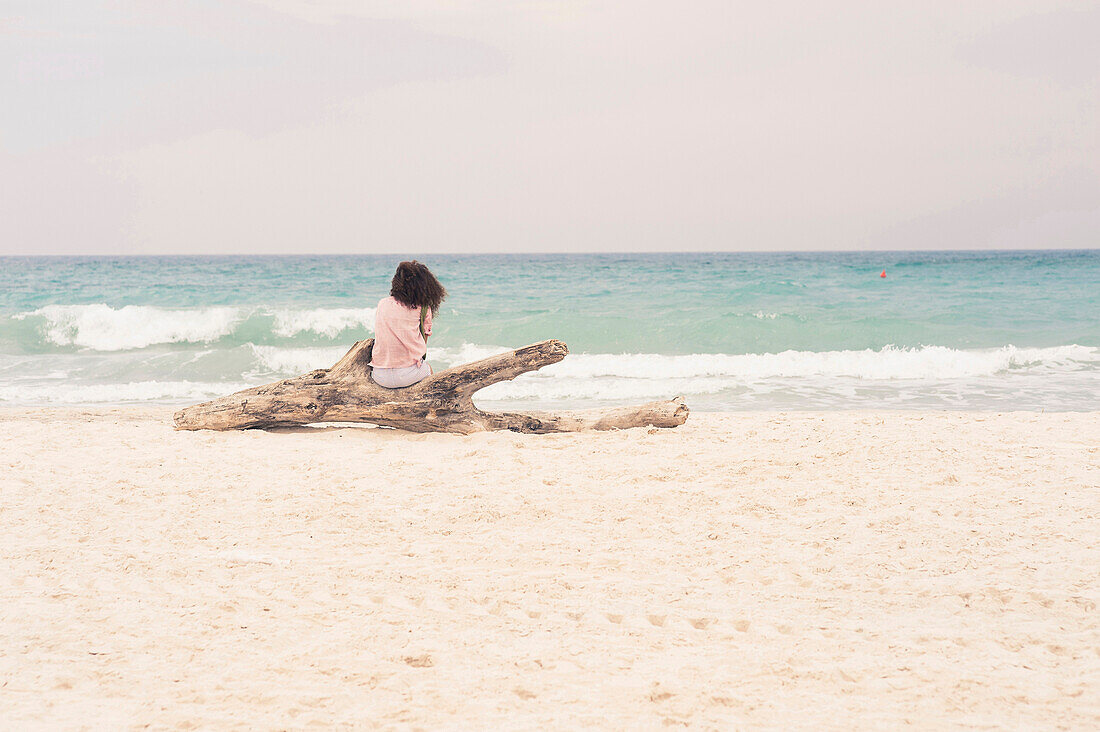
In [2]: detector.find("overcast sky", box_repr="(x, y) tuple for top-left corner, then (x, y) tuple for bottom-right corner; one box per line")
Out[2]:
(1, 0), (1097, 254)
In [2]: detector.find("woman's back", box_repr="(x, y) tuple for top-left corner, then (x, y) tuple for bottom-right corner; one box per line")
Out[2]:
(370, 295), (431, 369)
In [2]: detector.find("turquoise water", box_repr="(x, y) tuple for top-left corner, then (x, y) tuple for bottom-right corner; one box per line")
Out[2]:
(1, 251), (1098, 410)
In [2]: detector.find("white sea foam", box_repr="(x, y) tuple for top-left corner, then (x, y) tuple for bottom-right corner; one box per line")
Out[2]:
(2, 341), (1095, 407)
(432, 343), (516, 365)
(525, 344), (1099, 381)
(249, 345), (349, 375)
(477, 376), (732, 402)
(0, 380), (253, 404)
(271, 307), (375, 338)
(469, 344), (1100, 402)
(17, 304), (242, 351)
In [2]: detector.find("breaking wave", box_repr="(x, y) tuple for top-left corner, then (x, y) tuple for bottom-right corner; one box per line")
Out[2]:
(534, 344), (1099, 381)
(248, 345), (349, 376)
(271, 307), (376, 339)
(473, 344), (1100, 403)
(241, 342), (1099, 405)
(14, 304), (241, 351)
(0, 337), (1096, 407)
(8, 304), (376, 351)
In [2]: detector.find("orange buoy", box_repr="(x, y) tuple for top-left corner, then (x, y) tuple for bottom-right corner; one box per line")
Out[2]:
(880, 270), (886, 278)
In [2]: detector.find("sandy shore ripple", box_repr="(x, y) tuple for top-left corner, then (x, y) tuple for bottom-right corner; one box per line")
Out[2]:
(2, 408), (1098, 728)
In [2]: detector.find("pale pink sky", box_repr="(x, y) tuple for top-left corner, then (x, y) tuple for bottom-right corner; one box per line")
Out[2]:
(1, 1), (1097, 254)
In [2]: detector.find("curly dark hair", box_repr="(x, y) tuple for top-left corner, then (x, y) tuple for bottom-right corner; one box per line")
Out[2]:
(390, 260), (447, 314)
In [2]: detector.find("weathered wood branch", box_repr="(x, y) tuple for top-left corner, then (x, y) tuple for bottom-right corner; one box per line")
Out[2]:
(172, 339), (689, 434)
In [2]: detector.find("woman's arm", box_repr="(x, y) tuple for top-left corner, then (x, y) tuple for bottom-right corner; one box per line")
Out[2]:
(419, 305), (433, 344)
(420, 306), (433, 340)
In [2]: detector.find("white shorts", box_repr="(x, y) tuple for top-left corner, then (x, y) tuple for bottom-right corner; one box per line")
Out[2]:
(371, 360), (432, 388)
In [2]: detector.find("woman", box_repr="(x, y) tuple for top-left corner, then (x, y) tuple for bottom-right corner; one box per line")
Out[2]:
(370, 260), (447, 388)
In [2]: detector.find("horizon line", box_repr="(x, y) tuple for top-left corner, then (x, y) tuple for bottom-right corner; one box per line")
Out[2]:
(3, 246), (1099, 259)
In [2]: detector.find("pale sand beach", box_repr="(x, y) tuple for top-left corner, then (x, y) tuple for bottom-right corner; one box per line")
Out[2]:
(2, 409), (1098, 729)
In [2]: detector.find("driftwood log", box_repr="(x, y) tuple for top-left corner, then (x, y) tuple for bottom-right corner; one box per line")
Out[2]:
(173, 339), (688, 434)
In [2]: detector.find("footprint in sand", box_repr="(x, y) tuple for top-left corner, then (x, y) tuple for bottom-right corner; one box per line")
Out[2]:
(403, 654), (433, 668)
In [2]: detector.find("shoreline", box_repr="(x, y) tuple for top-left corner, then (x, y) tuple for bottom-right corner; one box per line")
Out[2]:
(3, 409), (1098, 727)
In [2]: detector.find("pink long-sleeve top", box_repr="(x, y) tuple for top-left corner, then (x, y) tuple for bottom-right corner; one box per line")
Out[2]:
(369, 296), (432, 369)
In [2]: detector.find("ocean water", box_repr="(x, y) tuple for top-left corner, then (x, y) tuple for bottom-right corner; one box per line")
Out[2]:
(1, 251), (1098, 411)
